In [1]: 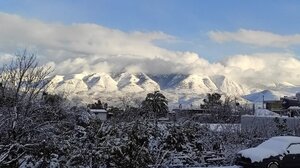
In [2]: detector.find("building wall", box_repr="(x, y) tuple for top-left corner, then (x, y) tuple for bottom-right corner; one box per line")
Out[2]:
(90, 109), (107, 121)
(265, 101), (282, 111)
(95, 113), (107, 121)
(241, 115), (300, 135)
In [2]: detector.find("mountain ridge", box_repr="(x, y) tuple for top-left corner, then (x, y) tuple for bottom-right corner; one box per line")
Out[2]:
(47, 72), (300, 106)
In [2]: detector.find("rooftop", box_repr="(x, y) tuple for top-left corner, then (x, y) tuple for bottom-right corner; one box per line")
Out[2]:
(90, 109), (107, 113)
(271, 136), (300, 144)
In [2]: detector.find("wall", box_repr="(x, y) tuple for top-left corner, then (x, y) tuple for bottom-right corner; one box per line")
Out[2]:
(241, 115), (300, 136)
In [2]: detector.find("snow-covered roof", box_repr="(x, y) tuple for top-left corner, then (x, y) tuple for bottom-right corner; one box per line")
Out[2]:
(269, 136), (300, 145)
(239, 136), (300, 163)
(254, 108), (279, 117)
(288, 106), (300, 110)
(283, 96), (298, 101)
(90, 109), (107, 113)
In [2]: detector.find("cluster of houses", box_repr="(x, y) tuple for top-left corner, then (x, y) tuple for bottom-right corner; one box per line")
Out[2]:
(167, 93), (300, 133)
(88, 93), (300, 125)
(263, 93), (300, 117)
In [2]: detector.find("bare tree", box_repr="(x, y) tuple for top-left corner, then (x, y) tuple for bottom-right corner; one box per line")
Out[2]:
(0, 50), (52, 139)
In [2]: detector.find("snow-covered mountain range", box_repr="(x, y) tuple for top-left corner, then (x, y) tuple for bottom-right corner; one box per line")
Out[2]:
(48, 72), (246, 94)
(47, 72), (300, 107)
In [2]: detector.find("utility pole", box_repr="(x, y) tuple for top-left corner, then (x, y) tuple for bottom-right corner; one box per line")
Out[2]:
(262, 94), (265, 109)
(234, 97), (237, 113)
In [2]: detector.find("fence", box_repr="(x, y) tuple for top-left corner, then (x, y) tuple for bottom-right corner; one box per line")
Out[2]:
(241, 115), (300, 136)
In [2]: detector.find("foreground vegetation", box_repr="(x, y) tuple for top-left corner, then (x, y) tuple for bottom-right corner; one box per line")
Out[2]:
(0, 52), (295, 167)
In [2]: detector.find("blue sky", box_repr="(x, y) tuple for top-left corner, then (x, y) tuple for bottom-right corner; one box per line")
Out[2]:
(1, 0), (299, 33)
(1, 0), (300, 62)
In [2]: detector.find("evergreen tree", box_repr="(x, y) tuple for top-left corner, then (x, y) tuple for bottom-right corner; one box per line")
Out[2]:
(142, 91), (168, 119)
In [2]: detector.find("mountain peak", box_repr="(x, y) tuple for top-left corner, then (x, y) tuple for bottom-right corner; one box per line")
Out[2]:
(211, 75), (247, 95)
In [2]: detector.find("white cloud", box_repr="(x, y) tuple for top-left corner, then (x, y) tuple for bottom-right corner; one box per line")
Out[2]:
(2, 13), (300, 88)
(209, 29), (300, 48)
(0, 12), (216, 75)
(0, 53), (15, 64)
(222, 53), (300, 87)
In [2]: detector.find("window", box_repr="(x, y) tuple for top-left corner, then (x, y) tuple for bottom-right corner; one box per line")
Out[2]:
(287, 144), (300, 154)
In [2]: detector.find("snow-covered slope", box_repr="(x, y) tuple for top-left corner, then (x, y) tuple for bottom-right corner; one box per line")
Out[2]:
(211, 75), (247, 96)
(47, 75), (64, 92)
(135, 73), (160, 92)
(116, 73), (144, 92)
(275, 82), (295, 88)
(172, 74), (217, 93)
(55, 73), (89, 93)
(83, 73), (118, 92)
(116, 72), (160, 93)
(243, 90), (282, 102)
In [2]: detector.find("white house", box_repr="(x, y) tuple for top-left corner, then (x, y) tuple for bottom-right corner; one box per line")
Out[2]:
(90, 109), (107, 121)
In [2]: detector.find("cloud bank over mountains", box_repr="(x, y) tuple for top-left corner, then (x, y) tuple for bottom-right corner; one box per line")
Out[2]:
(209, 29), (300, 48)
(1, 12), (300, 88)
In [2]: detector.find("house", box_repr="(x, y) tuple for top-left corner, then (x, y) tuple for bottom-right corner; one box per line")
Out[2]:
(287, 106), (300, 117)
(90, 109), (107, 121)
(264, 100), (282, 113)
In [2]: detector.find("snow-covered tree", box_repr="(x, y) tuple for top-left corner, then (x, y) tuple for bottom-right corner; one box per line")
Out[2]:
(142, 91), (168, 119)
